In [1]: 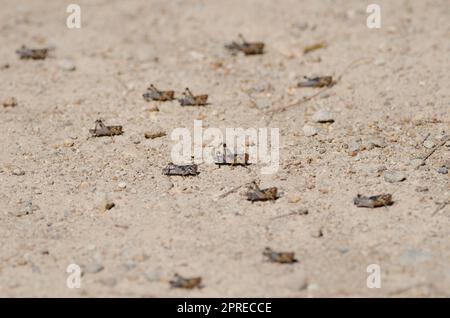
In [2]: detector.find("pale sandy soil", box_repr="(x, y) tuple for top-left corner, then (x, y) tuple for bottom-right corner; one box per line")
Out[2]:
(0, 0), (449, 297)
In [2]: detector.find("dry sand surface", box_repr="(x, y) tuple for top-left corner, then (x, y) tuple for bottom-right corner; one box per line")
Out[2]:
(0, 0), (449, 297)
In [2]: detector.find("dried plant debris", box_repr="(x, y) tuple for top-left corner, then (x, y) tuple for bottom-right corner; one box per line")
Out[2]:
(225, 34), (265, 55)
(89, 120), (123, 137)
(142, 84), (175, 102)
(178, 88), (208, 106)
(214, 144), (250, 166)
(246, 182), (278, 202)
(263, 247), (297, 264)
(354, 194), (393, 208)
(16, 45), (49, 60)
(169, 273), (202, 289)
(162, 163), (199, 176)
(298, 76), (334, 88)
(303, 41), (327, 54)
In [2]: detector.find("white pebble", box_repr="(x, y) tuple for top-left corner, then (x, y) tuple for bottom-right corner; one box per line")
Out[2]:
(302, 124), (318, 137)
(312, 110), (334, 123)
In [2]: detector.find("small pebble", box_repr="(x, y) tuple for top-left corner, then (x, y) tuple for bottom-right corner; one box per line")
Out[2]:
(437, 166), (448, 174)
(384, 170), (407, 183)
(63, 139), (74, 147)
(105, 202), (115, 210)
(310, 227), (323, 238)
(57, 59), (76, 72)
(415, 186), (428, 192)
(302, 125), (318, 137)
(12, 168), (25, 176)
(366, 136), (387, 149)
(294, 208), (309, 215)
(256, 98), (271, 109)
(312, 110), (334, 123)
(118, 182), (127, 190)
(147, 104), (159, 112)
(249, 80), (272, 93)
(288, 193), (301, 203)
(2, 96), (17, 107)
(410, 158), (424, 169)
(423, 139), (435, 149)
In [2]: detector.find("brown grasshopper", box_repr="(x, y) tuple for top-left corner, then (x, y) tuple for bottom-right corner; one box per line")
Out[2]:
(178, 88), (208, 106)
(89, 120), (123, 137)
(298, 76), (334, 88)
(169, 273), (202, 289)
(263, 247), (297, 264)
(16, 45), (50, 60)
(162, 163), (199, 176)
(354, 194), (393, 208)
(143, 84), (175, 102)
(246, 181), (278, 202)
(225, 34), (265, 55)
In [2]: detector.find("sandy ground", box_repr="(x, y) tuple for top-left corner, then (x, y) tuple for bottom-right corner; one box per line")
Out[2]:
(0, 0), (449, 297)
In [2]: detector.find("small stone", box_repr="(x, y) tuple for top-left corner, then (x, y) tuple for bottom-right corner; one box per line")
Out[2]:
(15, 202), (39, 217)
(84, 262), (104, 274)
(374, 58), (386, 66)
(302, 125), (318, 137)
(147, 104), (159, 112)
(63, 139), (74, 147)
(415, 186), (428, 192)
(288, 194), (301, 203)
(437, 166), (448, 174)
(384, 170), (407, 183)
(349, 141), (361, 153)
(16, 256), (28, 266)
(423, 139), (435, 149)
(410, 158), (424, 169)
(129, 134), (141, 144)
(189, 51), (205, 61)
(310, 227), (323, 238)
(57, 59), (76, 71)
(293, 207), (309, 215)
(249, 80), (272, 93)
(118, 182), (127, 190)
(12, 168), (25, 176)
(312, 110), (334, 123)
(105, 202), (115, 210)
(255, 98), (271, 109)
(366, 136), (387, 149)
(158, 178), (173, 192)
(2, 96), (17, 107)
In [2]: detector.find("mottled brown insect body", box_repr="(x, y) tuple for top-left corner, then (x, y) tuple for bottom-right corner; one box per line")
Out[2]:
(16, 46), (49, 60)
(143, 84), (175, 102)
(263, 247), (297, 264)
(354, 194), (393, 208)
(298, 76), (334, 88)
(89, 120), (123, 137)
(225, 35), (265, 55)
(170, 273), (202, 289)
(178, 88), (208, 106)
(163, 163), (199, 176)
(246, 182), (278, 202)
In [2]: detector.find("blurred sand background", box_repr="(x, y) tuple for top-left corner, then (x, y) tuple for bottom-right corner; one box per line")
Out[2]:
(0, 0), (449, 297)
